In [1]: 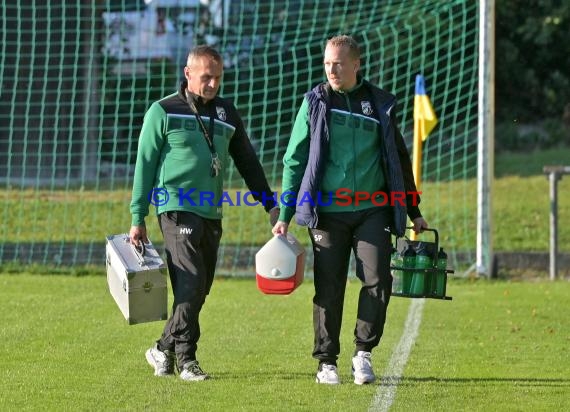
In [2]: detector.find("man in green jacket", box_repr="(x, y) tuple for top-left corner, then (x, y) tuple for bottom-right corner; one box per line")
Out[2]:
(130, 45), (278, 382)
(272, 35), (428, 385)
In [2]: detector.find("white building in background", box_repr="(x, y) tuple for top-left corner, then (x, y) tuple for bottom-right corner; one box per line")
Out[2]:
(102, 0), (208, 73)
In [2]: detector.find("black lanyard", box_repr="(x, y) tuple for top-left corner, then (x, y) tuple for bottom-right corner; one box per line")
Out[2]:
(185, 90), (221, 177)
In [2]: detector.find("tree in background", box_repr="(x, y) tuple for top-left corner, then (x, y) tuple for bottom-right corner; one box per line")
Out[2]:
(496, 0), (570, 124)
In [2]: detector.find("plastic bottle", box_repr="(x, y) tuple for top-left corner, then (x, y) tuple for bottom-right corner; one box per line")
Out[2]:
(401, 244), (416, 295)
(435, 247), (448, 297)
(390, 247), (403, 294)
(411, 242), (432, 296)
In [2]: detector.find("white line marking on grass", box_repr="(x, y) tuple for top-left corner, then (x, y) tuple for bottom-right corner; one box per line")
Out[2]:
(369, 298), (425, 412)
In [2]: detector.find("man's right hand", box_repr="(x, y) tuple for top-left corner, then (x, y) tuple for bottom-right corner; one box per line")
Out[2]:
(272, 221), (289, 236)
(129, 225), (148, 246)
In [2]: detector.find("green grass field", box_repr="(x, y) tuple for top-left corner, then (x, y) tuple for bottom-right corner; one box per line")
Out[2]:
(1, 149), (569, 410)
(1, 274), (568, 411)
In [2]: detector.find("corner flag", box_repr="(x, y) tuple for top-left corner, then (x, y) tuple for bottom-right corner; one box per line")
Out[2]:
(412, 74), (438, 188)
(414, 74), (438, 142)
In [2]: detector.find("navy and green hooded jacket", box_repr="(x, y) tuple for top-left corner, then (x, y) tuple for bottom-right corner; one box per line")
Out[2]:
(278, 77), (422, 237)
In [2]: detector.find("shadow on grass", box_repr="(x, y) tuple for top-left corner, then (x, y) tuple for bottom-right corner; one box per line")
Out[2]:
(205, 371), (317, 381)
(385, 376), (570, 387)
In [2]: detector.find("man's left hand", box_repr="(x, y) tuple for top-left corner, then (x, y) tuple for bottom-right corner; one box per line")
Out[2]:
(412, 217), (429, 234)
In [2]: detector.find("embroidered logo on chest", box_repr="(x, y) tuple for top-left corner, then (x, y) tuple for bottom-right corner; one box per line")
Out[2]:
(216, 106), (227, 121)
(361, 101), (373, 116)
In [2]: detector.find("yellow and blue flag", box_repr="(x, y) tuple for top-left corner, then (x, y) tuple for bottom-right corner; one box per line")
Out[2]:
(414, 74), (438, 142)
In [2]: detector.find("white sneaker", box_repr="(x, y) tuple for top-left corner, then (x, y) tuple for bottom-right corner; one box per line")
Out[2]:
(179, 361), (209, 382)
(316, 364), (340, 385)
(145, 344), (174, 376)
(352, 351), (375, 385)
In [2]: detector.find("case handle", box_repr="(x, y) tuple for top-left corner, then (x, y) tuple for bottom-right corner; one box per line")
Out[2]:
(131, 239), (146, 266)
(405, 227), (439, 246)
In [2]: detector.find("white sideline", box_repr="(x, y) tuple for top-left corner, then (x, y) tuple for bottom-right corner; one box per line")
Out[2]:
(369, 298), (425, 412)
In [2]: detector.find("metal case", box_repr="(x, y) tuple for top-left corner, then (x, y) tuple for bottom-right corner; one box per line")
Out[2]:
(106, 234), (168, 324)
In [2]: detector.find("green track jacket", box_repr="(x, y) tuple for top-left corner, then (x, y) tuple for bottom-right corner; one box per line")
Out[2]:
(130, 82), (276, 226)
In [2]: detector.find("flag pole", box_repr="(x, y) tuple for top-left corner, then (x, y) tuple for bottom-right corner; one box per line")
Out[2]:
(410, 115), (422, 240)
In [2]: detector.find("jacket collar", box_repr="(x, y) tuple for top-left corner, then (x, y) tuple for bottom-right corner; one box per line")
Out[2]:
(178, 80), (211, 107)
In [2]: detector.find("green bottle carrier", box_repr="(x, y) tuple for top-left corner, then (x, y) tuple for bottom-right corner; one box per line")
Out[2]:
(390, 227), (453, 300)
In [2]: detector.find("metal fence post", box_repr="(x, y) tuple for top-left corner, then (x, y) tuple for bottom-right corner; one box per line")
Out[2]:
(543, 166), (570, 281)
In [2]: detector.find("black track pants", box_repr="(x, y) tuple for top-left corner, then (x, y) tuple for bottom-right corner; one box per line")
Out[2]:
(309, 207), (393, 363)
(156, 211), (222, 367)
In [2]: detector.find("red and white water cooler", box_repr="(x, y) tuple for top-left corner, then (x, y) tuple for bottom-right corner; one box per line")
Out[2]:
(255, 234), (306, 295)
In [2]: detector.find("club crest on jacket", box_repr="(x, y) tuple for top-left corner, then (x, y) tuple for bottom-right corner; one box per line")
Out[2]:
(216, 106), (227, 121)
(361, 101), (373, 116)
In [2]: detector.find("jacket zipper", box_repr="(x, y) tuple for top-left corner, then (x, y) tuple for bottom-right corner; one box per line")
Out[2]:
(344, 93), (356, 211)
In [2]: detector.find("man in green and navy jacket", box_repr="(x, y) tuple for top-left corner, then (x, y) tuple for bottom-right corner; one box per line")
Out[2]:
(272, 35), (428, 386)
(130, 45), (278, 382)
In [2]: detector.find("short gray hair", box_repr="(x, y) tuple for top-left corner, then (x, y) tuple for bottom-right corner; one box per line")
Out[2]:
(186, 45), (223, 68)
